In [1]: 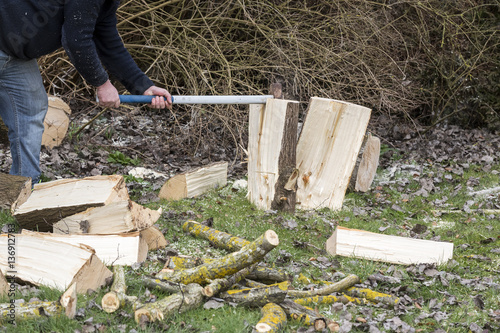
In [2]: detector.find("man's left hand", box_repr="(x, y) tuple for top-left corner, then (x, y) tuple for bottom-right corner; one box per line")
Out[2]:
(143, 86), (173, 109)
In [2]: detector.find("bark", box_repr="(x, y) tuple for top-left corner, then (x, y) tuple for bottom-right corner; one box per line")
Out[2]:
(255, 303), (287, 333)
(219, 281), (289, 307)
(202, 264), (257, 297)
(294, 294), (368, 306)
(344, 287), (400, 307)
(102, 266), (141, 313)
(279, 299), (331, 330)
(0, 173), (31, 212)
(156, 230), (279, 285)
(182, 220), (250, 252)
(287, 274), (360, 298)
(143, 277), (191, 294)
(134, 283), (204, 323)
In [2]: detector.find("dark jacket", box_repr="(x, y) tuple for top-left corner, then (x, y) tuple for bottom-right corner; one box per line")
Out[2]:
(0, 0), (153, 94)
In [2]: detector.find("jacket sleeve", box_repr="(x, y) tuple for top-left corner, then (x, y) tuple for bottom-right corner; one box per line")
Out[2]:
(92, 1), (154, 95)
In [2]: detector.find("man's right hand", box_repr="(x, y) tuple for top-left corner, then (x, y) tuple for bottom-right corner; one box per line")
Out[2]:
(97, 80), (120, 108)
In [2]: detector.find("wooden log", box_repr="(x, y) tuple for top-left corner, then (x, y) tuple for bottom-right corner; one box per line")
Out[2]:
(159, 162), (228, 200)
(143, 277), (191, 294)
(0, 173), (32, 212)
(255, 303), (287, 333)
(344, 287), (399, 307)
(0, 282), (76, 322)
(0, 233), (112, 293)
(279, 299), (331, 331)
(296, 97), (371, 210)
(140, 226), (168, 251)
(156, 230), (279, 285)
(326, 226), (454, 265)
(102, 266), (141, 313)
(22, 230), (148, 266)
(287, 274), (360, 298)
(13, 175), (129, 232)
(294, 294), (369, 307)
(247, 99), (299, 212)
(0, 271), (8, 297)
(42, 95), (72, 149)
(347, 133), (380, 192)
(182, 220), (250, 251)
(219, 281), (289, 307)
(134, 283), (204, 323)
(52, 199), (161, 235)
(202, 264), (257, 297)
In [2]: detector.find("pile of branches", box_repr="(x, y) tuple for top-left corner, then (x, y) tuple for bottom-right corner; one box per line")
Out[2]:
(39, 0), (499, 152)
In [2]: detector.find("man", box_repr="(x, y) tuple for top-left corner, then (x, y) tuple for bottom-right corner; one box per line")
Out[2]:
(0, 0), (172, 185)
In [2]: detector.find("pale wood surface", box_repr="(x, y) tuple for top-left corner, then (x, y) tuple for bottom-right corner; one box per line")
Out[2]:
(42, 96), (72, 149)
(326, 226), (454, 265)
(348, 133), (380, 192)
(140, 226), (168, 250)
(0, 233), (111, 293)
(159, 162), (228, 200)
(60, 282), (77, 319)
(52, 200), (160, 235)
(13, 175), (128, 231)
(247, 99), (299, 210)
(0, 173), (31, 212)
(296, 97), (371, 210)
(22, 230), (148, 266)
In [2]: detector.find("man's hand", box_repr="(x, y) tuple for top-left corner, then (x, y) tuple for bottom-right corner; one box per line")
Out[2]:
(97, 80), (120, 108)
(143, 86), (173, 109)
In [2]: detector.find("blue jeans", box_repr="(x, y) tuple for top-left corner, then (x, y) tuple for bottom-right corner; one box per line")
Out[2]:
(0, 49), (48, 185)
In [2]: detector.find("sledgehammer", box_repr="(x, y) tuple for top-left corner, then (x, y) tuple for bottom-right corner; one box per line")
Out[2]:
(119, 95), (274, 104)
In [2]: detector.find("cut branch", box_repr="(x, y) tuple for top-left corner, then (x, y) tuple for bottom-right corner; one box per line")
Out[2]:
(182, 220), (250, 252)
(202, 264), (257, 297)
(287, 274), (360, 298)
(102, 266), (141, 313)
(344, 287), (400, 307)
(219, 281), (289, 307)
(255, 303), (287, 333)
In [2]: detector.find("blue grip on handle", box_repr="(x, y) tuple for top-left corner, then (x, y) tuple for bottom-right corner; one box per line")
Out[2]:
(119, 95), (172, 103)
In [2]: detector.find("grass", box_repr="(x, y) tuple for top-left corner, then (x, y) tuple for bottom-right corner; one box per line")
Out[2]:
(0, 158), (499, 332)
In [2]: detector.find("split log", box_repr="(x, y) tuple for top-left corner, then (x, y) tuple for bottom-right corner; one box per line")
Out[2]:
(0, 173), (31, 212)
(42, 95), (72, 149)
(156, 230), (279, 285)
(219, 281), (289, 307)
(279, 299), (331, 331)
(296, 97), (371, 210)
(247, 99), (299, 212)
(344, 287), (399, 307)
(326, 226), (454, 265)
(158, 161), (228, 200)
(202, 264), (257, 297)
(287, 274), (360, 298)
(0, 233), (112, 293)
(255, 303), (287, 333)
(347, 133), (380, 192)
(102, 266), (141, 313)
(182, 220), (250, 251)
(0, 282), (76, 322)
(140, 226), (168, 251)
(134, 283), (204, 323)
(0, 271), (8, 297)
(22, 230), (148, 266)
(13, 175), (129, 232)
(52, 199), (160, 235)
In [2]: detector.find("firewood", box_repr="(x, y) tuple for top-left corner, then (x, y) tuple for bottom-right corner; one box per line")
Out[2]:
(0, 173), (32, 212)
(255, 303), (287, 333)
(247, 99), (299, 212)
(13, 175), (129, 232)
(287, 274), (360, 298)
(0, 233), (112, 293)
(182, 220), (250, 251)
(0, 282), (76, 321)
(134, 283), (204, 323)
(158, 161), (228, 200)
(102, 266), (142, 313)
(42, 95), (71, 149)
(143, 277), (191, 294)
(0, 271), (8, 297)
(347, 132), (380, 192)
(344, 287), (400, 307)
(21, 230), (148, 266)
(140, 226), (168, 250)
(294, 294), (369, 307)
(156, 230), (279, 285)
(202, 264), (257, 297)
(52, 200), (160, 235)
(279, 299), (332, 331)
(296, 97), (371, 210)
(219, 281), (289, 307)
(326, 226), (454, 265)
